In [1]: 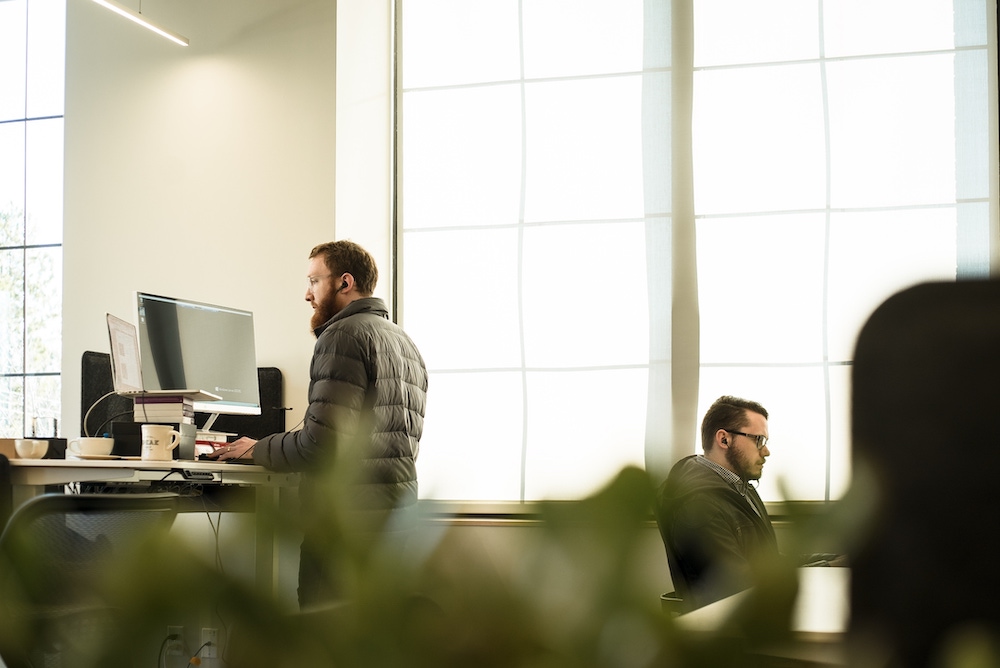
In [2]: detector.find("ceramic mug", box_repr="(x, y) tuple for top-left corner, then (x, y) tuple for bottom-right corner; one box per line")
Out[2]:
(141, 424), (180, 461)
(68, 436), (115, 457)
(14, 438), (48, 459)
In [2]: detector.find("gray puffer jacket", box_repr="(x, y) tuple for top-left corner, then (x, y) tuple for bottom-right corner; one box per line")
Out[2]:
(254, 297), (428, 512)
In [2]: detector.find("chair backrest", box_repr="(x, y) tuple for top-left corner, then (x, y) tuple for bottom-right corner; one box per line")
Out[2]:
(0, 492), (179, 667)
(659, 591), (684, 616)
(0, 454), (10, 531)
(849, 279), (1000, 666)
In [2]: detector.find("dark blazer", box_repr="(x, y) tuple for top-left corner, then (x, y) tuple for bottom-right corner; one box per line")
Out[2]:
(655, 455), (780, 610)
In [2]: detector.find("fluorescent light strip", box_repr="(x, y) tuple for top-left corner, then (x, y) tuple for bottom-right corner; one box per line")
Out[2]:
(91, 0), (189, 46)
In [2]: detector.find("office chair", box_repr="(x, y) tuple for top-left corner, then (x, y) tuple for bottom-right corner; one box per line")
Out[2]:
(849, 279), (1000, 667)
(0, 454), (11, 531)
(0, 492), (178, 668)
(659, 590), (684, 616)
(654, 494), (692, 615)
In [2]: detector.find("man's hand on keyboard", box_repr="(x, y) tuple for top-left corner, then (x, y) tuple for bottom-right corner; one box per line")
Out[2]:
(205, 437), (257, 461)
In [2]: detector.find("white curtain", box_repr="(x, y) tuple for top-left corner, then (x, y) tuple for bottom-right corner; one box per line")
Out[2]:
(398, 0), (997, 503)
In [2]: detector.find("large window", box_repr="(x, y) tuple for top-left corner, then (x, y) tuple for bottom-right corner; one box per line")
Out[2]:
(0, 0), (66, 439)
(399, 0), (995, 503)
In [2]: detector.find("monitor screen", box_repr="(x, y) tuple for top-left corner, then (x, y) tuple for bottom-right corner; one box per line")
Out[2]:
(135, 292), (261, 417)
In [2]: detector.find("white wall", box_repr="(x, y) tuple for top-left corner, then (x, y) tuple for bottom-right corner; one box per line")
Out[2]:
(57, 0), (397, 612)
(62, 0), (341, 435)
(62, 0), (396, 438)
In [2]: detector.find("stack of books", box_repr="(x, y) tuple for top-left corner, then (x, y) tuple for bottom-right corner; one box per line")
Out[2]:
(194, 430), (234, 456)
(133, 395), (195, 425)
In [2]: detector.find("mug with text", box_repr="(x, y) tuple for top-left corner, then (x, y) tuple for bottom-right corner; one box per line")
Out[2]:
(141, 424), (180, 461)
(67, 436), (115, 457)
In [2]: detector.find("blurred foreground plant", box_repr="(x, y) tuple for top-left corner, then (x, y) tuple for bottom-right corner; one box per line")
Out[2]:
(0, 466), (811, 667)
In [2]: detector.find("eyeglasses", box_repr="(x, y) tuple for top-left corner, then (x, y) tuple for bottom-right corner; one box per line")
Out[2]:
(307, 274), (332, 289)
(725, 429), (769, 450)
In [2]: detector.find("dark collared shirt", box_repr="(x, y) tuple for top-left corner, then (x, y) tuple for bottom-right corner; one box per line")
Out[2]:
(693, 455), (763, 518)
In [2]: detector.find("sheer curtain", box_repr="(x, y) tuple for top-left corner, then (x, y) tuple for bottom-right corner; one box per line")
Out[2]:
(397, 0), (997, 503)
(693, 0), (995, 503)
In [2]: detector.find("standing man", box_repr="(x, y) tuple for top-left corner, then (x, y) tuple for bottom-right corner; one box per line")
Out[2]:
(655, 396), (784, 610)
(212, 240), (428, 609)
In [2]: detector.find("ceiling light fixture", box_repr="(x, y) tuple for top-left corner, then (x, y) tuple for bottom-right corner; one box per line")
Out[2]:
(90, 0), (189, 46)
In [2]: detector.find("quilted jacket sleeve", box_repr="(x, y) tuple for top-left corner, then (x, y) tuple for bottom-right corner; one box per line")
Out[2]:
(253, 325), (368, 473)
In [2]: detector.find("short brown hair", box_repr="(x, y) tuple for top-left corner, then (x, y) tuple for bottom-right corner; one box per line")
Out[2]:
(309, 240), (378, 296)
(700, 395), (768, 452)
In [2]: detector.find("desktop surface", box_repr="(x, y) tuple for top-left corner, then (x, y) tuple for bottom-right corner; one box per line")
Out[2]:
(676, 566), (849, 638)
(6, 455), (300, 605)
(6, 458), (295, 493)
(675, 566), (850, 666)
(9, 457), (270, 471)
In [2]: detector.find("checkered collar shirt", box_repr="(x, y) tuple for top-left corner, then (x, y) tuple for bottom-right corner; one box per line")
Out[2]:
(694, 455), (763, 518)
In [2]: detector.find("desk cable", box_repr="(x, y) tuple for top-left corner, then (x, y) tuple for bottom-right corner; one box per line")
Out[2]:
(82, 390), (117, 437)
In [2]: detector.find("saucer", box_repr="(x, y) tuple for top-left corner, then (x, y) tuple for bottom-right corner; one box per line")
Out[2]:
(71, 454), (119, 460)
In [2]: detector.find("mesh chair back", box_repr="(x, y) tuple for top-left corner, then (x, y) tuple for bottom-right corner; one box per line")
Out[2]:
(0, 493), (178, 667)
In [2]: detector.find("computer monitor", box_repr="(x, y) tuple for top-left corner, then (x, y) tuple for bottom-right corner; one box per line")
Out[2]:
(135, 292), (261, 423)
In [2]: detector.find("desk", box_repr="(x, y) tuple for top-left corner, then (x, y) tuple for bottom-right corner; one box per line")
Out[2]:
(676, 567), (849, 666)
(8, 458), (299, 595)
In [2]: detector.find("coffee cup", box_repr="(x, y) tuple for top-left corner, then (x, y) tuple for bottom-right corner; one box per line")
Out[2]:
(141, 424), (180, 461)
(14, 438), (48, 459)
(67, 436), (115, 458)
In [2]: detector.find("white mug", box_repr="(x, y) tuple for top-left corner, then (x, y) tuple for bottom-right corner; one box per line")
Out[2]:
(68, 436), (115, 457)
(15, 438), (48, 459)
(141, 424), (181, 461)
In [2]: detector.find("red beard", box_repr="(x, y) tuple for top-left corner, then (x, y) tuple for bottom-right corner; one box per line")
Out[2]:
(310, 292), (338, 333)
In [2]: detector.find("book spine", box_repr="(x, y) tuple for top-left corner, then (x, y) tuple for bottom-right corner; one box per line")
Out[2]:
(133, 396), (195, 405)
(133, 406), (194, 414)
(196, 433), (229, 442)
(133, 410), (195, 419)
(136, 416), (195, 425)
(195, 440), (229, 448)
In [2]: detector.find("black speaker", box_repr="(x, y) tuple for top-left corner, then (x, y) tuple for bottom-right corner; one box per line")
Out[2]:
(81, 351), (134, 437)
(195, 367), (286, 439)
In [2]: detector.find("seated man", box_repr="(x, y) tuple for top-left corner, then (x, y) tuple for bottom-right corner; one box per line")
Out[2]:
(655, 395), (835, 611)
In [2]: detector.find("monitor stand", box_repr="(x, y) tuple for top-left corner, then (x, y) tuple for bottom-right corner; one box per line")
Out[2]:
(195, 415), (237, 457)
(201, 413), (222, 432)
(197, 413), (237, 443)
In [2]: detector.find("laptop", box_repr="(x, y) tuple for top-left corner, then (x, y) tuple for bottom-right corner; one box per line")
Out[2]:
(106, 313), (222, 402)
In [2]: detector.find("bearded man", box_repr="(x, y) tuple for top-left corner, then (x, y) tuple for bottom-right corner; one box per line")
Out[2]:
(655, 395), (785, 611)
(211, 240), (428, 609)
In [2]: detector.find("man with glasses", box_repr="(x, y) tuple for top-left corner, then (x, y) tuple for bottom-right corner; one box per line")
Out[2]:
(209, 240), (428, 609)
(655, 395), (833, 610)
